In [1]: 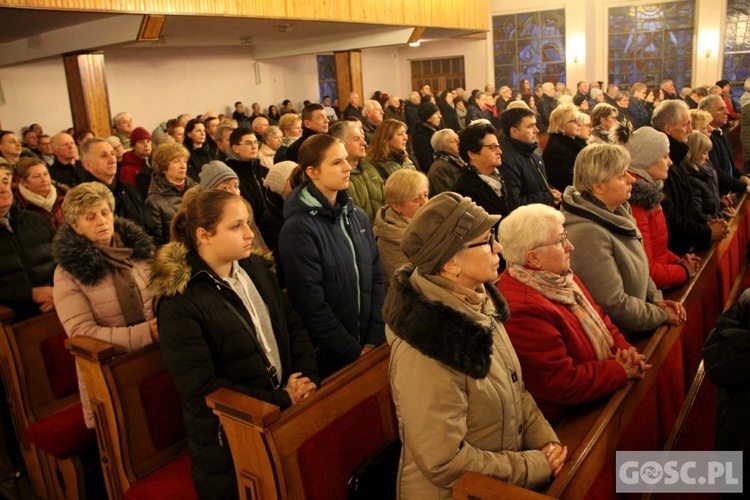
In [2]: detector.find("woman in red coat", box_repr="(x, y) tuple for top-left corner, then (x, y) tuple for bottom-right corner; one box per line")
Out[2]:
(497, 203), (651, 424)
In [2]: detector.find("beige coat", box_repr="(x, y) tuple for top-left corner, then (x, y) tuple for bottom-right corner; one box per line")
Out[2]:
(384, 267), (558, 498)
(373, 205), (410, 287)
(52, 220), (155, 427)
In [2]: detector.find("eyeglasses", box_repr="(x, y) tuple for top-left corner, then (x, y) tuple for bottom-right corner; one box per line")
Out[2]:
(566, 119), (581, 125)
(482, 144), (501, 152)
(466, 227), (498, 250)
(532, 230), (568, 250)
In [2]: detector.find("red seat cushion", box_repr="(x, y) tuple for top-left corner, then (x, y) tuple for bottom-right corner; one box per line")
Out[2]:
(139, 372), (186, 451)
(40, 332), (78, 399)
(24, 402), (96, 459)
(123, 452), (197, 500)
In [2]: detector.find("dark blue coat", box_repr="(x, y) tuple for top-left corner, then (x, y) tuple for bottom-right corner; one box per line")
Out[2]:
(279, 181), (385, 376)
(499, 136), (555, 209)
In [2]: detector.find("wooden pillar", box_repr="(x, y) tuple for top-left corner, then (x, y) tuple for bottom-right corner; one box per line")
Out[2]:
(334, 50), (364, 107)
(63, 52), (112, 138)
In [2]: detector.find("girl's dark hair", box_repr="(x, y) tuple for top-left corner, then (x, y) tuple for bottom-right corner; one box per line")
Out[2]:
(170, 189), (240, 250)
(289, 166), (305, 189)
(297, 134), (341, 179)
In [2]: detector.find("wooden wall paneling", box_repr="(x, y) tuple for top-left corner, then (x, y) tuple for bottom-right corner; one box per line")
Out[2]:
(63, 52), (112, 138)
(334, 50), (363, 109)
(0, 0), (489, 31)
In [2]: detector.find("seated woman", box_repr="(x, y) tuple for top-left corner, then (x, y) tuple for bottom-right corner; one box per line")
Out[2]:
(361, 119), (416, 180)
(452, 122), (512, 217)
(497, 204), (650, 424)
(426, 128), (465, 197)
(52, 182), (156, 428)
(543, 104), (586, 191)
(13, 157), (65, 231)
(613, 124), (699, 290)
(145, 143), (196, 241)
(273, 113), (302, 163)
(384, 192), (566, 497)
(373, 169), (429, 286)
(685, 131), (734, 221)
(183, 119), (218, 182)
(258, 125), (282, 171)
(279, 134), (385, 376)
(588, 102), (619, 144)
(561, 144), (685, 338)
(151, 189), (319, 499)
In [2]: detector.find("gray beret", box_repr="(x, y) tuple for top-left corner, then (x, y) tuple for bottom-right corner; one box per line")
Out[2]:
(199, 161), (238, 190)
(401, 192), (501, 275)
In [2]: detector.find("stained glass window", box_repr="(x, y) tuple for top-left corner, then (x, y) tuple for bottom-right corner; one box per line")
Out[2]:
(492, 9), (566, 90)
(725, 0), (750, 98)
(608, 1), (695, 89)
(317, 55), (338, 103)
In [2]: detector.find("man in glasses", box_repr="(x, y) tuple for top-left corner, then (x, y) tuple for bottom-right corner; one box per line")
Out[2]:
(225, 127), (267, 224)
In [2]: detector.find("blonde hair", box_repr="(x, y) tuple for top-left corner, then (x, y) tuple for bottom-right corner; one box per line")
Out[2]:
(573, 143), (630, 194)
(689, 109), (713, 135)
(384, 169), (428, 206)
(548, 103), (579, 134)
(278, 113), (301, 135)
(685, 131), (712, 166)
(152, 143), (190, 173)
(62, 182), (115, 226)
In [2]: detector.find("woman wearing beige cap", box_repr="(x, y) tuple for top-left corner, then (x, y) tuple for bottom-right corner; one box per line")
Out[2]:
(383, 192), (566, 498)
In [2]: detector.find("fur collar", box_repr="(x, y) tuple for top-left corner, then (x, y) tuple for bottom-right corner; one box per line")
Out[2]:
(53, 218), (154, 286)
(383, 265), (510, 379)
(628, 174), (663, 210)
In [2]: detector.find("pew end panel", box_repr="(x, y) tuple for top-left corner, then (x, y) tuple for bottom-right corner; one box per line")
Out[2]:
(207, 343), (397, 500)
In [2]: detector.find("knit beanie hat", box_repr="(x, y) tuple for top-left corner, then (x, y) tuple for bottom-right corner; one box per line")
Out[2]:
(418, 102), (440, 122)
(401, 192), (501, 275)
(623, 127), (670, 171)
(263, 161), (297, 196)
(130, 127), (151, 145)
(589, 88), (603, 99)
(199, 161), (238, 189)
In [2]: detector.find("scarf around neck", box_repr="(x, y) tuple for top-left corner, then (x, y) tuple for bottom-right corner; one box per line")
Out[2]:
(507, 263), (614, 360)
(18, 183), (57, 213)
(94, 232), (146, 326)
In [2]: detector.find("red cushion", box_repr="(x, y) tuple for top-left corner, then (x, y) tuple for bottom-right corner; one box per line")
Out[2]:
(24, 402), (96, 459)
(40, 332), (78, 399)
(139, 372), (186, 451)
(123, 452), (197, 500)
(297, 396), (385, 500)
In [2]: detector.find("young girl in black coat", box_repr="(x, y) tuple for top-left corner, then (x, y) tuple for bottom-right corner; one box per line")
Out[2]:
(151, 189), (319, 499)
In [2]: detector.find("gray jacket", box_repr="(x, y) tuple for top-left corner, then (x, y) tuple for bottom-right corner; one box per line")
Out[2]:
(561, 186), (668, 337)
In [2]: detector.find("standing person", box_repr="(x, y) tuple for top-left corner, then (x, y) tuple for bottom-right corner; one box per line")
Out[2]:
(543, 104), (586, 192)
(145, 143), (196, 241)
(279, 134), (385, 376)
(361, 119), (416, 181)
(13, 157), (66, 231)
(259, 161), (298, 288)
(225, 128), (268, 224)
(183, 119), (218, 182)
(384, 192), (565, 498)
(438, 89), (460, 132)
(412, 102), (442, 172)
(151, 189), (319, 500)
(279, 103), (329, 164)
(119, 127), (152, 186)
(427, 128), (465, 197)
(52, 182), (156, 428)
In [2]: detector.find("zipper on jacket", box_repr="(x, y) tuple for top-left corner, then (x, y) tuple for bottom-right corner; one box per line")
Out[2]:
(339, 209), (361, 341)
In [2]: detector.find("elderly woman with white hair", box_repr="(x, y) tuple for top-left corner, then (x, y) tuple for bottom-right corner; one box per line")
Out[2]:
(373, 168), (429, 285)
(384, 192), (565, 498)
(561, 144), (685, 338)
(497, 204), (650, 424)
(543, 104), (586, 191)
(426, 128), (465, 197)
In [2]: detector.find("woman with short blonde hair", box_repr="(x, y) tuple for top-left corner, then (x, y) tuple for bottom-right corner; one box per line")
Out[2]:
(146, 142), (196, 240)
(685, 131), (729, 221)
(544, 104), (586, 190)
(589, 103), (619, 144)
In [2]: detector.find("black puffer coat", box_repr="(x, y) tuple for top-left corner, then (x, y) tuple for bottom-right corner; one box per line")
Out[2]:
(151, 245), (319, 500)
(0, 204), (55, 320)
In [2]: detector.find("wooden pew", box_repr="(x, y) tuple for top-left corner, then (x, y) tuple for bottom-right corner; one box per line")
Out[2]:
(66, 336), (196, 499)
(206, 343), (397, 500)
(452, 196), (750, 499)
(0, 306), (95, 499)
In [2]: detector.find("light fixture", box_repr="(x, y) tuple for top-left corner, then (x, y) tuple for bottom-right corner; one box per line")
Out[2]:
(704, 48), (712, 58)
(409, 41), (421, 47)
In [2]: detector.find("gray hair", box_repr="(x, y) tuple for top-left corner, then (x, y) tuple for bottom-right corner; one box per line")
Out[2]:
(263, 125), (282, 142)
(362, 100), (381, 115)
(499, 204), (564, 265)
(383, 168), (428, 206)
(573, 143), (630, 194)
(430, 128), (457, 151)
(62, 181), (115, 226)
(329, 120), (359, 142)
(651, 99), (689, 132)
(112, 111), (130, 127)
(79, 137), (109, 162)
(698, 94), (724, 112)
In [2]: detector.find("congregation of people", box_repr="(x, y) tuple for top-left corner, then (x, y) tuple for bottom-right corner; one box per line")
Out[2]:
(2, 74), (750, 498)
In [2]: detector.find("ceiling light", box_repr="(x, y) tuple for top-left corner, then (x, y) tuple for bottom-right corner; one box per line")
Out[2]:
(409, 41), (421, 47)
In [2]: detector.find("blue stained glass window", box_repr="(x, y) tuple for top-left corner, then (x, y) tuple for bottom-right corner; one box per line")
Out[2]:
(725, 0), (750, 98)
(316, 55), (338, 103)
(492, 9), (566, 90)
(608, 1), (695, 89)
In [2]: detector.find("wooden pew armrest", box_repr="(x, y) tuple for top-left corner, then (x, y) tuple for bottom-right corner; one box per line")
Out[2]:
(206, 387), (281, 428)
(453, 471), (552, 499)
(65, 336), (117, 362)
(0, 304), (14, 324)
